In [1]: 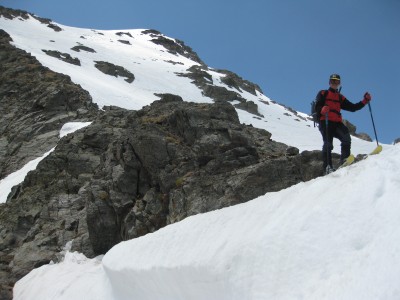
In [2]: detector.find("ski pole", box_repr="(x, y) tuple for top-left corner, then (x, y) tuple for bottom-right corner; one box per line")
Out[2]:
(325, 112), (330, 172)
(367, 102), (379, 147)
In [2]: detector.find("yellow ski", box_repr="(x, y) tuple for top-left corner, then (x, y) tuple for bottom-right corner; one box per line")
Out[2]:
(338, 154), (355, 169)
(370, 145), (382, 155)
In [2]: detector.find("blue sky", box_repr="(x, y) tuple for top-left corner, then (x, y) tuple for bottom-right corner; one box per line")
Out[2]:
(2, 0), (399, 144)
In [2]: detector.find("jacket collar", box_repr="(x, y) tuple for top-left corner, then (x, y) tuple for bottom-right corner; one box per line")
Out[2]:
(328, 87), (339, 93)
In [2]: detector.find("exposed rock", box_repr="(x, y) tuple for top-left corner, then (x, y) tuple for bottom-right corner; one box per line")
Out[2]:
(118, 40), (131, 45)
(0, 27), (99, 297)
(217, 69), (262, 96)
(286, 146), (300, 156)
(0, 6), (30, 20)
(164, 60), (184, 65)
(177, 65), (263, 116)
(343, 119), (357, 135)
(178, 65), (213, 85)
(394, 138), (400, 145)
(0, 6), (62, 32)
(143, 30), (204, 65)
(234, 100), (263, 117)
(71, 45), (96, 53)
(42, 49), (81, 66)
(0, 29), (98, 181)
(354, 132), (372, 142)
(281, 104), (308, 122)
(94, 61), (135, 83)
(116, 32), (133, 38)
(141, 29), (162, 36)
(342, 119), (372, 141)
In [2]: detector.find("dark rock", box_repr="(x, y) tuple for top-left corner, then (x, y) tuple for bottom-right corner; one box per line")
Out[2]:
(354, 132), (372, 142)
(177, 65), (263, 116)
(116, 32), (133, 38)
(0, 29), (97, 181)
(286, 146), (300, 156)
(217, 69), (262, 96)
(46, 23), (62, 32)
(0, 6), (61, 32)
(118, 40), (131, 45)
(234, 100), (263, 117)
(71, 45), (96, 53)
(42, 49), (81, 66)
(343, 119), (357, 135)
(94, 61), (135, 83)
(394, 138), (400, 145)
(342, 119), (372, 141)
(164, 60), (184, 65)
(0, 6), (31, 21)
(146, 31), (204, 65)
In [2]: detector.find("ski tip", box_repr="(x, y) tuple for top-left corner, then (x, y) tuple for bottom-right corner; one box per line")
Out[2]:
(370, 145), (383, 155)
(338, 154), (355, 169)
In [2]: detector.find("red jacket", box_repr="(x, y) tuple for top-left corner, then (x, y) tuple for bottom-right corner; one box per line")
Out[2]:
(316, 88), (365, 123)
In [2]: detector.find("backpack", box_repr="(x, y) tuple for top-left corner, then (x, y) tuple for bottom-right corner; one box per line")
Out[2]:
(310, 90), (327, 127)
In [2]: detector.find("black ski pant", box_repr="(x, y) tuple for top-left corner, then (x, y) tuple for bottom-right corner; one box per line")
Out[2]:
(319, 121), (351, 169)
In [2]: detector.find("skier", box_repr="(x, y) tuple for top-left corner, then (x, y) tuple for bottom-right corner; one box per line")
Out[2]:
(315, 74), (372, 174)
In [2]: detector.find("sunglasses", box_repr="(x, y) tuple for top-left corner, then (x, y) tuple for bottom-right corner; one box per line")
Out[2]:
(330, 79), (341, 84)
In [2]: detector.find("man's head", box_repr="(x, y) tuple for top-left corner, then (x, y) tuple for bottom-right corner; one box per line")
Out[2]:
(329, 74), (341, 89)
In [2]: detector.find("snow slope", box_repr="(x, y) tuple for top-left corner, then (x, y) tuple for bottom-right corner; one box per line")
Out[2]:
(14, 145), (400, 300)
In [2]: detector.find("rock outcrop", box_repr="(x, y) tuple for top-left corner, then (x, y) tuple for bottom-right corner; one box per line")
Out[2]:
(0, 92), (328, 298)
(0, 26), (99, 299)
(0, 29), (98, 181)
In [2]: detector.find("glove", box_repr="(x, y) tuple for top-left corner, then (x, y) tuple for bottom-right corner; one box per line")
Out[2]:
(321, 106), (330, 115)
(362, 92), (372, 105)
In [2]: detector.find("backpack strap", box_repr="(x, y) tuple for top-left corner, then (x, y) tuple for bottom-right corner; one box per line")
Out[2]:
(320, 90), (328, 103)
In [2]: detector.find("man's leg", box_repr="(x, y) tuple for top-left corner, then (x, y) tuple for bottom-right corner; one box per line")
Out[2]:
(319, 121), (335, 170)
(334, 123), (351, 164)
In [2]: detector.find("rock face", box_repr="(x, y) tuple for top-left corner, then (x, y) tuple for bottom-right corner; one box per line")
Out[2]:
(0, 27), (99, 299)
(0, 92), (327, 298)
(0, 29), (98, 181)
